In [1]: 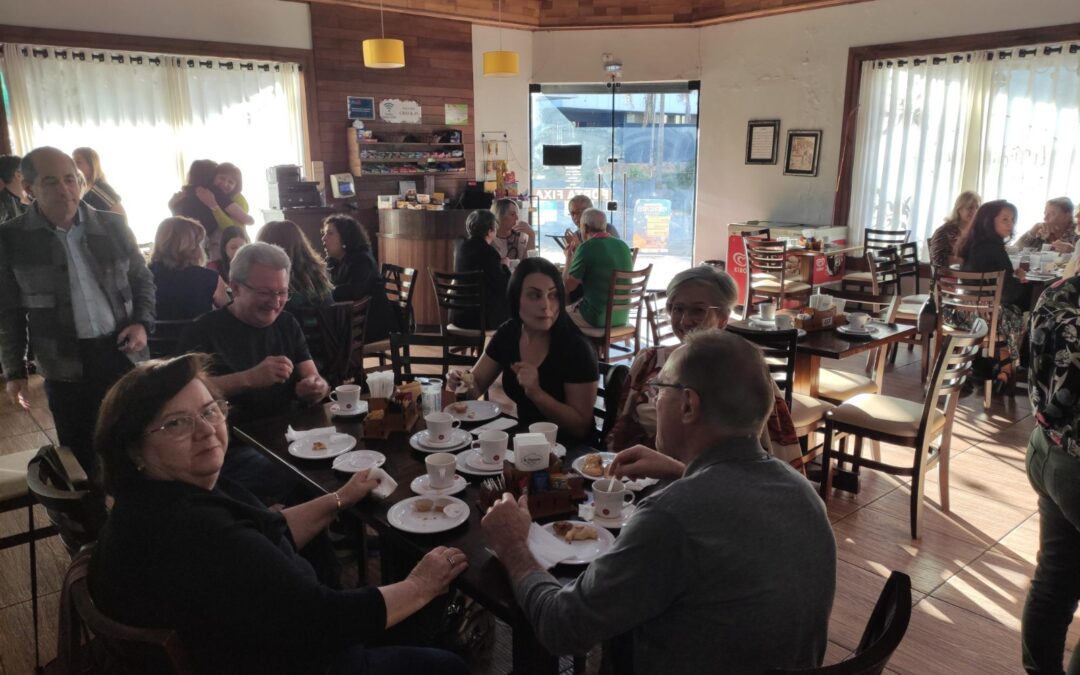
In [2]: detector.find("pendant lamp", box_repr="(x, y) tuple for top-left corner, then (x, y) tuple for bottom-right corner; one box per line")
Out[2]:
(363, 0), (405, 69)
(482, 0), (519, 77)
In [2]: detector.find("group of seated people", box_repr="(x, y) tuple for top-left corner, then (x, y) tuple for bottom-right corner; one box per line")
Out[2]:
(928, 192), (1080, 388)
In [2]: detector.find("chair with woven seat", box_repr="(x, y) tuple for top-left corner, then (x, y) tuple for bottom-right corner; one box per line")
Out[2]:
(933, 268), (1005, 409)
(577, 266), (652, 363)
(816, 288), (899, 404)
(767, 572), (912, 675)
(819, 329), (982, 538)
(744, 238), (812, 310)
(726, 324), (834, 472)
(362, 264), (418, 369)
(644, 290), (678, 348)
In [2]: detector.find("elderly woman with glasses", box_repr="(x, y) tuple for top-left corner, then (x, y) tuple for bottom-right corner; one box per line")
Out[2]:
(607, 265), (799, 458)
(89, 354), (470, 675)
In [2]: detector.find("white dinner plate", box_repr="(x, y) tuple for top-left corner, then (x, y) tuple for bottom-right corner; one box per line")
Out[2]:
(443, 400), (501, 423)
(539, 521), (615, 565)
(387, 496), (470, 534)
(410, 474), (468, 496)
(571, 452), (617, 481)
(409, 429), (472, 453)
(287, 433), (356, 460)
(329, 401), (368, 417)
(332, 450), (386, 473)
(456, 451), (504, 476)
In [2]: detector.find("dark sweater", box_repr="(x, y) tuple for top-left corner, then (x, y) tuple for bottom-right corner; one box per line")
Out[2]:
(88, 476), (386, 675)
(451, 237), (510, 330)
(328, 252), (398, 341)
(961, 238), (1028, 308)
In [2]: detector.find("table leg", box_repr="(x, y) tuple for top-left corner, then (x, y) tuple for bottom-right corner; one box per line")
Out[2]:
(793, 353), (821, 398)
(512, 620), (560, 675)
(799, 255), (814, 283)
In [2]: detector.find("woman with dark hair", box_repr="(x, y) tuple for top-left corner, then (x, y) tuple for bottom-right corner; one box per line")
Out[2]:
(73, 147), (125, 216)
(257, 220), (334, 312)
(149, 216), (230, 319)
(88, 354), (469, 675)
(448, 257), (598, 441)
(169, 159), (224, 244)
(322, 214), (397, 341)
(0, 154), (27, 223)
(955, 199), (1028, 387)
(452, 210), (510, 330)
(208, 225), (250, 281)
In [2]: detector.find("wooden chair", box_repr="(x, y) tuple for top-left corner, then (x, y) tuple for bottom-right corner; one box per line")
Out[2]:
(842, 228), (909, 291)
(644, 290), (678, 348)
(295, 299), (370, 388)
(630, 247), (640, 267)
(430, 268), (488, 339)
(147, 319), (195, 359)
(56, 545), (197, 675)
(816, 288), (900, 404)
(768, 572), (912, 675)
(819, 330), (982, 538)
(725, 325), (834, 471)
(388, 332), (484, 383)
(362, 264), (419, 369)
(744, 238), (812, 310)
(594, 362), (630, 447)
(933, 268), (1005, 409)
(897, 241), (924, 298)
(577, 266), (652, 363)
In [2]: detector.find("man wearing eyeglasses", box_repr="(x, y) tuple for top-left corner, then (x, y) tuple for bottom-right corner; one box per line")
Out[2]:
(482, 329), (836, 674)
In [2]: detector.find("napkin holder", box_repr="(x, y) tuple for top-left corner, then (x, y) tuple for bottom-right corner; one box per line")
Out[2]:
(360, 382), (420, 439)
(795, 306), (848, 333)
(476, 455), (586, 519)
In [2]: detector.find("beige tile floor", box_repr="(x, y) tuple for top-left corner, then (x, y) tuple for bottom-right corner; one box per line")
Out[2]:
(0, 345), (1069, 675)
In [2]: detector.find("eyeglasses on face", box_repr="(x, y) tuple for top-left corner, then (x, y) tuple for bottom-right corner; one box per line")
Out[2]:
(239, 282), (290, 302)
(146, 399), (230, 439)
(645, 379), (689, 398)
(666, 304), (722, 321)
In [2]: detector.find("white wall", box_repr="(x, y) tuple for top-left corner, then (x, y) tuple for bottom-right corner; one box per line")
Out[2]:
(488, 0), (1080, 262)
(472, 25), (534, 190)
(2, 0), (312, 50)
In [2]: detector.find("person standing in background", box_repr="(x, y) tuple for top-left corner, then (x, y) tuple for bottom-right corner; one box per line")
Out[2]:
(73, 147), (125, 216)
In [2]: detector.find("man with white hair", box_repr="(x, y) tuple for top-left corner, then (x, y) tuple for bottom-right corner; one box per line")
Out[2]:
(482, 329), (836, 674)
(564, 207), (633, 330)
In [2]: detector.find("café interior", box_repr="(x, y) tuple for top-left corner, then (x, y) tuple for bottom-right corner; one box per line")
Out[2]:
(1, 0), (1080, 673)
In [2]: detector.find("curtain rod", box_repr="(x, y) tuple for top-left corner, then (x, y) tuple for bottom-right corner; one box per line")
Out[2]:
(2, 44), (296, 72)
(873, 42), (1079, 69)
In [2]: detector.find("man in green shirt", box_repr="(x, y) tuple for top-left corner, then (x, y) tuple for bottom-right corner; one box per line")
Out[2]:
(564, 208), (632, 329)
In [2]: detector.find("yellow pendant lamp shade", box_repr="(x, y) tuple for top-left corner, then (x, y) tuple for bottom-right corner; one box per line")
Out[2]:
(363, 38), (405, 69)
(483, 50), (519, 77)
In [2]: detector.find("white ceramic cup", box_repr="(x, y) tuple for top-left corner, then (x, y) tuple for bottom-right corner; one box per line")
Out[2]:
(424, 412), (461, 444)
(513, 432), (551, 472)
(471, 430), (508, 465)
(774, 314), (794, 331)
(593, 478), (635, 519)
(425, 452), (457, 489)
(330, 384), (362, 411)
(528, 422), (558, 449)
(757, 301), (776, 321)
(848, 312), (870, 330)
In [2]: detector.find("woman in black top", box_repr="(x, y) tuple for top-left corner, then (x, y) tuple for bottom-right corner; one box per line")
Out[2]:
(449, 257), (598, 441)
(73, 147), (125, 216)
(149, 216), (230, 320)
(452, 210), (510, 330)
(955, 199), (1028, 386)
(257, 220), (335, 313)
(89, 354), (468, 675)
(169, 159), (225, 244)
(322, 214), (398, 341)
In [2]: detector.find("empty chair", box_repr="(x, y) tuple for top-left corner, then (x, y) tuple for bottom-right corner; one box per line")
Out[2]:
(816, 288), (899, 404)
(744, 238), (812, 310)
(430, 268), (488, 338)
(842, 229), (909, 291)
(362, 264), (418, 369)
(389, 332), (485, 383)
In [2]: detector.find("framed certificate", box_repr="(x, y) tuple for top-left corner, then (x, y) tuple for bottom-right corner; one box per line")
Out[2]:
(745, 120), (780, 165)
(784, 130), (822, 177)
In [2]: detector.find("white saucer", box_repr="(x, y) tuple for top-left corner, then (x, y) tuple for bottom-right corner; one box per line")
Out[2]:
(387, 496), (470, 534)
(410, 474), (468, 496)
(571, 452), (617, 481)
(409, 429), (471, 453)
(749, 315), (776, 326)
(443, 400), (501, 423)
(586, 503), (638, 529)
(622, 477), (660, 492)
(287, 433), (355, 460)
(465, 449), (505, 471)
(456, 451), (504, 476)
(329, 401), (368, 417)
(837, 324), (879, 337)
(332, 450), (386, 473)
(538, 521), (616, 565)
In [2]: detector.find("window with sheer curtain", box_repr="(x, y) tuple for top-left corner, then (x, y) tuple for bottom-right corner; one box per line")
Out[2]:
(848, 43), (1080, 250)
(1, 44), (308, 244)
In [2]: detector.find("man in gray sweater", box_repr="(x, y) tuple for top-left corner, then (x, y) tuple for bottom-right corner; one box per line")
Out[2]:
(482, 329), (836, 674)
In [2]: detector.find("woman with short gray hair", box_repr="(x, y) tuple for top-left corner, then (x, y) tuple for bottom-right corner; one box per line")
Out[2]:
(608, 265), (800, 460)
(452, 210), (510, 329)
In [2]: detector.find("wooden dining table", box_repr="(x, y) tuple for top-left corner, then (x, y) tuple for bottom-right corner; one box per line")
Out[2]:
(234, 404), (598, 675)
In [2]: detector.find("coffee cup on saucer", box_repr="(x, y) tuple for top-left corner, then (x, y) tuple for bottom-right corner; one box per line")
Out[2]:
(848, 312), (870, 331)
(425, 453), (457, 489)
(774, 314), (794, 331)
(593, 478), (635, 520)
(528, 422), (558, 449)
(330, 384), (362, 412)
(471, 430), (508, 465)
(424, 412), (461, 444)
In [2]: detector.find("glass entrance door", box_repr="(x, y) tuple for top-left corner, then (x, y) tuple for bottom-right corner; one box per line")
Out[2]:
(530, 82), (700, 289)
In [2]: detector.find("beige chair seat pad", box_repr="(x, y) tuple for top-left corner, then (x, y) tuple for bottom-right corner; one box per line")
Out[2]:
(0, 448), (37, 502)
(580, 324), (635, 339)
(791, 394), (835, 429)
(446, 324), (495, 337)
(362, 338), (390, 355)
(895, 303), (924, 322)
(902, 294), (930, 305)
(842, 271), (874, 283)
(752, 279), (811, 293)
(828, 393), (945, 438)
(819, 368), (877, 402)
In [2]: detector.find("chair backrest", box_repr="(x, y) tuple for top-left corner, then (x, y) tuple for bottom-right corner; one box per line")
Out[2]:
(919, 327), (983, 443)
(863, 228), (909, 255)
(865, 246), (901, 296)
(601, 265), (652, 339)
(767, 571), (912, 675)
(644, 290), (677, 347)
(594, 362), (630, 445)
(57, 545), (197, 675)
(744, 238), (788, 307)
(896, 241), (920, 291)
(742, 227), (772, 240)
(629, 247), (640, 267)
(147, 319), (195, 359)
(429, 268), (486, 334)
(932, 268), (1004, 354)
(725, 325), (798, 408)
(388, 332), (484, 383)
(25, 445), (107, 557)
(295, 299), (370, 387)
(819, 288), (900, 391)
(382, 263), (418, 333)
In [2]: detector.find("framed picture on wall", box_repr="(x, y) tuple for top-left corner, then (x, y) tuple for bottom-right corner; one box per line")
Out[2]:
(745, 120), (780, 165)
(784, 130), (822, 176)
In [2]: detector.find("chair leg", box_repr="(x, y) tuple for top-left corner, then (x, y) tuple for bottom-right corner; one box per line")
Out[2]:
(920, 332), (931, 383)
(983, 379), (992, 410)
(28, 503), (41, 673)
(819, 424), (834, 501)
(871, 439), (881, 463)
(910, 469), (926, 539)
(938, 439), (952, 513)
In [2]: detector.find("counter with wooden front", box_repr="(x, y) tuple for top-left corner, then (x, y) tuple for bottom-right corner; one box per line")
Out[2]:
(377, 209), (469, 330)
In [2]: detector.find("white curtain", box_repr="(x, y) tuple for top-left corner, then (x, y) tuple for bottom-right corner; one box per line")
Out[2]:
(1, 44), (307, 245)
(849, 44), (1080, 251)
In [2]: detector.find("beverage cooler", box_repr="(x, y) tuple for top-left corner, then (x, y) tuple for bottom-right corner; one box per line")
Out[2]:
(727, 221), (849, 305)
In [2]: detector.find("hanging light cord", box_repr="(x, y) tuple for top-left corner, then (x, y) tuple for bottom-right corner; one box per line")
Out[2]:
(379, 0), (386, 39)
(498, 0), (504, 50)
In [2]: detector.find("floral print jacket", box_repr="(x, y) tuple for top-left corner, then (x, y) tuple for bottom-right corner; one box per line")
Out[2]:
(1028, 276), (1080, 455)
